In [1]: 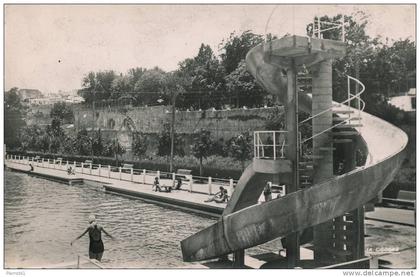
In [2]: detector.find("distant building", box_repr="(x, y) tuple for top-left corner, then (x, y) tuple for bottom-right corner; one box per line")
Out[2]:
(64, 95), (85, 104)
(17, 89), (43, 102)
(29, 94), (84, 105)
(29, 97), (62, 105)
(388, 88), (416, 112)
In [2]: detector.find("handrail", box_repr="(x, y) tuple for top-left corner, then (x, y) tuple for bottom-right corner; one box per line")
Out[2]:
(313, 16), (345, 42)
(254, 130), (287, 159)
(300, 75), (365, 144)
(76, 254), (104, 269)
(70, 244), (104, 269)
(299, 76), (365, 124)
(6, 155), (238, 195)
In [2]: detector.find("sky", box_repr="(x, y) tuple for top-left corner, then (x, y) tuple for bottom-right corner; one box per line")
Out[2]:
(5, 4), (416, 94)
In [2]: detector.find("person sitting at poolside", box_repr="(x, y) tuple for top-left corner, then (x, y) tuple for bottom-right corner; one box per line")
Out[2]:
(70, 215), (115, 262)
(67, 166), (75, 175)
(173, 178), (182, 190)
(263, 182), (273, 202)
(28, 163), (34, 172)
(204, 186), (228, 203)
(152, 177), (162, 192)
(224, 188), (229, 201)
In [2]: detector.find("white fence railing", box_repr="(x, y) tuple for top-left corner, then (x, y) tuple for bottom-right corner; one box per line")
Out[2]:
(254, 131), (288, 160)
(5, 155), (237, 196)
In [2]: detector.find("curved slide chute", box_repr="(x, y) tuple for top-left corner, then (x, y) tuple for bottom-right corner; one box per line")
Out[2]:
(181, 38), (408, 262)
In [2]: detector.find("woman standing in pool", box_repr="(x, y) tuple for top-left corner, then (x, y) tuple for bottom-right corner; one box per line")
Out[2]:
(71, 215), (114, 261)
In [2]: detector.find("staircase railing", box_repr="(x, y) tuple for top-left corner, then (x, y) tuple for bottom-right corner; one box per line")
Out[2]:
(299, 75), (365, 145)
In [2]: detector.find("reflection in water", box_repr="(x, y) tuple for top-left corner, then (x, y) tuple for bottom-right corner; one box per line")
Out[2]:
(5, 170), (282, 268)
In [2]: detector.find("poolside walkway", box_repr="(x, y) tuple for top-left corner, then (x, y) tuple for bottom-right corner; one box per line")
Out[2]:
(5, 158), (415, 269)
(5, 159), (227, 217)
(366, 207), (415, 227)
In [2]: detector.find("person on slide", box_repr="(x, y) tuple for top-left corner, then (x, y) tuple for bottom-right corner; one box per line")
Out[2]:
(71, 215), (115, 261)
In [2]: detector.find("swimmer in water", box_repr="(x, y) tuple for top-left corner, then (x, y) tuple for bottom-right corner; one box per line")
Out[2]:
(70, 215), (115, 261)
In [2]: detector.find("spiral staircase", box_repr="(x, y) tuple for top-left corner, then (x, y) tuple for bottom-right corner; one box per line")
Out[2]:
(180, 32), (408, 267)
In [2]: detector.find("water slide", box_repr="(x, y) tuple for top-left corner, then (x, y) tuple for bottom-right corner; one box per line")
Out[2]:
(181, 37), (408, 262)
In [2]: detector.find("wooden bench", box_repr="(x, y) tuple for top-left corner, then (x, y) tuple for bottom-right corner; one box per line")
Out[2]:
(121, 163), (134, 173)
(175, 169), (193, 189)
(83, 160), (93, 168)
(397, 190), (416, 201)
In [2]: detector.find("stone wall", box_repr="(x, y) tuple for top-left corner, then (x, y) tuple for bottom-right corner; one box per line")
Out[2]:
(72, 105), (283, 140)
(27, 104), (55, 126)
(68, 104), (284, 158)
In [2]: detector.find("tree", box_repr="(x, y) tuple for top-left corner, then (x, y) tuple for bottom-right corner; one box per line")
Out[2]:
(225, 59), (267, 108)
(91, 129), (104, 156)
(157, 123), (184, 157)
(127, 67), (147, 90)
(111, 75), (132, 99)
(134, 67), (167, 92)
(368, 39), (416, 96)
(211, 138), (228, 157)
(102, 138), (125, 164)
(177, 44), (226, 109)
(75, 129), (92, 156)
(78, 70), (117, 103)
(180, 44), (225, 91)
(61, 135), (76, 155)
(45, 118), (66, 153)
(132, 131), (147, 159)
(191, 129), (213, 176)
(227, 132), (253, 171)
(111, 139), (126, 166)
(132, 67), (169, 106)
(19, 125), (43, 152)
(50, 102), (74, 124)
(4, 87), (27, 149)
(37, 133), (50, 153)
(219, 31), (264, 74)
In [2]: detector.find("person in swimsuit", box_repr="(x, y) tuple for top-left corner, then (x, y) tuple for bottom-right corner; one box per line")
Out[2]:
(70, 215), (114, 261)
(67, 166), (75, 175)
(204, 186), (228, 203)
(263, 182), (273, 202)
(152, 176), (162, 192)
(174, 178), (182, 190)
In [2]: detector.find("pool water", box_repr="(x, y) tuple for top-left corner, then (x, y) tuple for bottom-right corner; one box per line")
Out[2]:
(4, 170), (282, 268)
(4, 170), (218, 268)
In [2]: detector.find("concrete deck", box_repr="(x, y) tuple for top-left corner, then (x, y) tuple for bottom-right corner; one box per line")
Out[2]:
(366, 207), (415, 227)
(5, 160), (226, 217)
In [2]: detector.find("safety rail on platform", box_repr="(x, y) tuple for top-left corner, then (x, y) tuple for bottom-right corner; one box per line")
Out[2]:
(6, 155), (237, 196)
(254, 131), (288, 160)
(312, 16), (345, 42)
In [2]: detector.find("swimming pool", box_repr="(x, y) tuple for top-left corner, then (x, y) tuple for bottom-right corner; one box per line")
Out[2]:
(4, 170), (283, 268)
